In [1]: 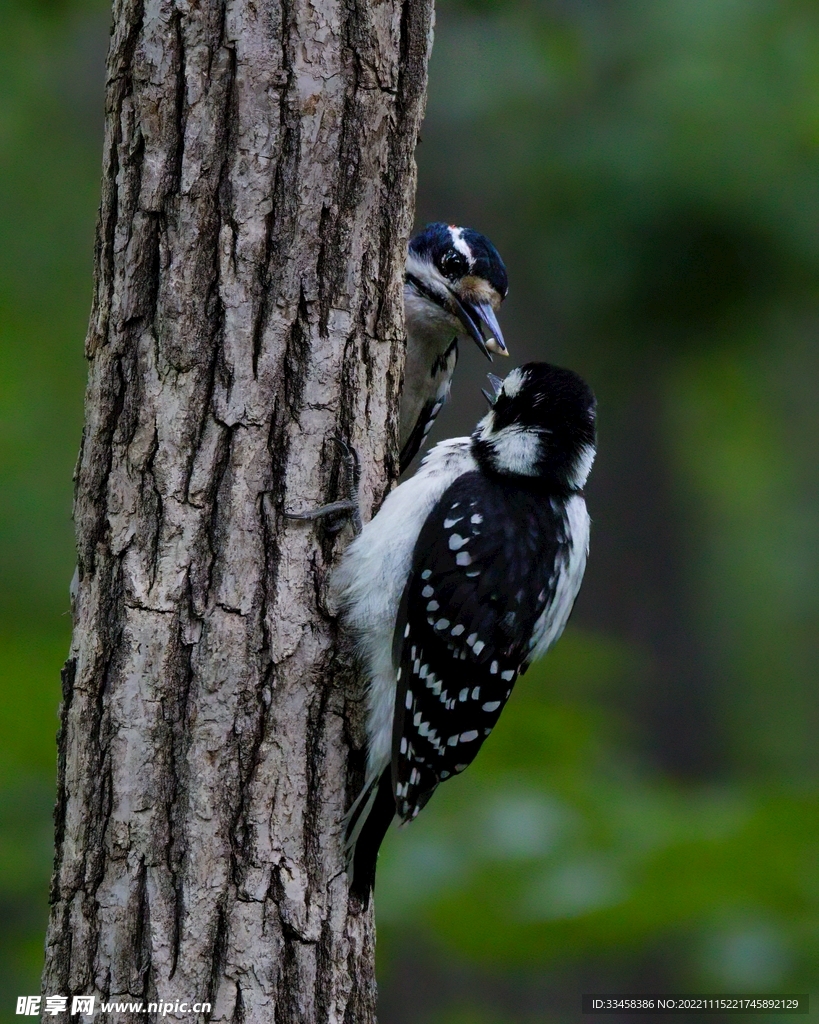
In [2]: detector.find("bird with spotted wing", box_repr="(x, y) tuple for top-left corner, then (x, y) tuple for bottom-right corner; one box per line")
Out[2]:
(334, 363), (597, 900)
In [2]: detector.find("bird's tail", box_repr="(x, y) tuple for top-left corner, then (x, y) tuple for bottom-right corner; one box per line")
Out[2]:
(343, 769), (396, 903)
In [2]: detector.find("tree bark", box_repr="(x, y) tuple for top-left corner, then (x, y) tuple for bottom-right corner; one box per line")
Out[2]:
(43, 0), (433, 1020)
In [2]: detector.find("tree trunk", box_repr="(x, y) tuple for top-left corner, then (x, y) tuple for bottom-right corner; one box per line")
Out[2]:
(43, 0), (433, 1020)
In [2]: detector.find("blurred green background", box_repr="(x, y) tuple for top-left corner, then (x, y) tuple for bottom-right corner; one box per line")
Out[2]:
(1, 0), (817, 1020)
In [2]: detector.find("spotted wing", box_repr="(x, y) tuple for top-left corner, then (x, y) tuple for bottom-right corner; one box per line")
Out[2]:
(391, 471), (567, 820)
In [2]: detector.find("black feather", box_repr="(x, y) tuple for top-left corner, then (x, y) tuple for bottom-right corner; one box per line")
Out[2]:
(348, 770), (396, 903)
(400, 396), (442, 473)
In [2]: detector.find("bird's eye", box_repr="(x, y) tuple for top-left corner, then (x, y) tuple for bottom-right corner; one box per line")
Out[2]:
(440, 248), (467, 279)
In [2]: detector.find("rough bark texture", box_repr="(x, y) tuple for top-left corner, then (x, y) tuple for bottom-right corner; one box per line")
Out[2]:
(43, 0), (433, 1020)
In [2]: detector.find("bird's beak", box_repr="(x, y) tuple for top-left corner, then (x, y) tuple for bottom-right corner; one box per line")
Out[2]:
(449, 293), (491, 359)
(473, 302), (508, 357)
(481, 372), (504, 406)
(448, 295), (508, 361)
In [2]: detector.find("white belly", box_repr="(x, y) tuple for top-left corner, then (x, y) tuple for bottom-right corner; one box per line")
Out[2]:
(334, 438), (477, 777)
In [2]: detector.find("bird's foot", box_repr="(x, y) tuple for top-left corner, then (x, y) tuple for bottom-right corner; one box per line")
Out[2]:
(285, 437), (362, 536)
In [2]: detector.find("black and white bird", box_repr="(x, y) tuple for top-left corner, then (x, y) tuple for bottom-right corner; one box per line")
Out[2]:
(400, 223), (509, 472)
(335, 362), (597, 898)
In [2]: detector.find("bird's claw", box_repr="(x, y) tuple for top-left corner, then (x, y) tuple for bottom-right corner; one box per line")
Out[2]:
(285, 436), (363, 536)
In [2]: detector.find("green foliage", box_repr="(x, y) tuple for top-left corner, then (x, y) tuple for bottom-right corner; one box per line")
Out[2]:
(0, 0), (103, 626)
(378, 631), (818, 988)
(0, 0), (105, 1015)
(0, 632), (67, 1018)
(376, 0), (819, 1012)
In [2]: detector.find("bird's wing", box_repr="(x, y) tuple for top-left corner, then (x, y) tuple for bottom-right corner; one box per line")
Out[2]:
(391, 471), (567, 820)
(400, 396), (444, 473)
(399, 338), (458, 473)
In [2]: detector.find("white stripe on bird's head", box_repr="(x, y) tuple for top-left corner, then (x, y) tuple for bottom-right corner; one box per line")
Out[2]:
(448, 225), (475, 265)
(499, 366), (527, 399)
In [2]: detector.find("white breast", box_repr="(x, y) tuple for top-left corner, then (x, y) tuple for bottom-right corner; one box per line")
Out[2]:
(334, 437), (478, 777)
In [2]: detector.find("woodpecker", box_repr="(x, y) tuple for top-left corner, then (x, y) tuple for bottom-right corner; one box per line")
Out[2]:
(335, 363), (597, 898)
(400, 223), (509, 472)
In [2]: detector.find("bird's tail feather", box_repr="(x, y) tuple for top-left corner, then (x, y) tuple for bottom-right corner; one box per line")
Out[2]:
(344, 770), (396, 903)
(343, 773), (381, 861)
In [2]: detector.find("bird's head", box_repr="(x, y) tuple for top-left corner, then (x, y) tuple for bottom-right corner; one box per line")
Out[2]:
(406, 223), (509, 359)
(473, 363), (597, 488)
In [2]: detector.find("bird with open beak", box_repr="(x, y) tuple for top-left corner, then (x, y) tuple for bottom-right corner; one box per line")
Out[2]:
(400, 223), (509, 472)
